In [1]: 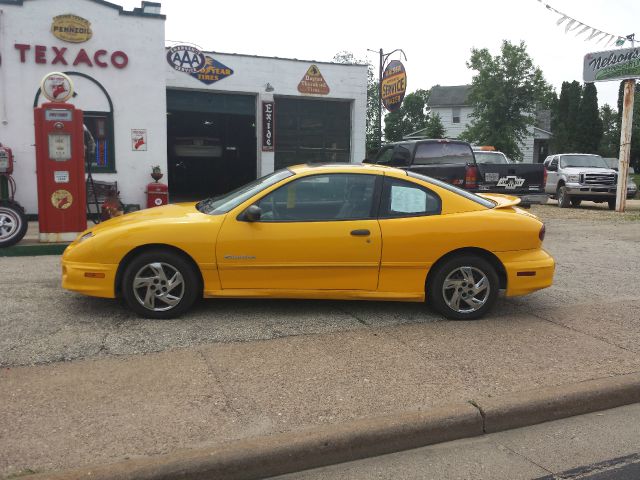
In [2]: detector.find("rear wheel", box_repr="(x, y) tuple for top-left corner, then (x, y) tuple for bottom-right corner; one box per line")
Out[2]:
(428, 255), (499, 320)
(122, 249), (200, 319)
(608, 199), (616, 210)
(0, 200), (28, 248)
(557, 186), (571, 208)
(570, 198), (582, 207)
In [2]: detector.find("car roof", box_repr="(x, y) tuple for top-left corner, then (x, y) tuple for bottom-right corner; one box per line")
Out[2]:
(288, 163), (406, 176)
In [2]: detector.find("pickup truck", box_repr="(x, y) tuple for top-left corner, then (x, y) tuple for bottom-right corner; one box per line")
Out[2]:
(365, 139), (548, 204)
(543, 153), (638, 209)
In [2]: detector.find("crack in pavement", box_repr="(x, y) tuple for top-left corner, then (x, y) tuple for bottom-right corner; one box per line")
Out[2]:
(195, 347), (243, 419)
(494, 441), (556, 476)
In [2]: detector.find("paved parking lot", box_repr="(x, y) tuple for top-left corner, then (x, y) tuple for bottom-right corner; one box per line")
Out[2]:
(2, 202), (640, 368)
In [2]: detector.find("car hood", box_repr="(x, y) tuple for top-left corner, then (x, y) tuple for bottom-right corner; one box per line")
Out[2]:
(562, 167), (616, 175)
(86, 203), (209, 234)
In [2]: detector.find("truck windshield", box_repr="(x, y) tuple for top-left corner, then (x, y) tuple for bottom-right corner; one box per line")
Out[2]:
(196, 169), (294, 215)
(560, 155), (608, 169)
(474, 151), (509, 164)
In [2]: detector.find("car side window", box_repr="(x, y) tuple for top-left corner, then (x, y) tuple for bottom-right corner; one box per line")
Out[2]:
(389, 145), (413, 166)
(374, 146), (394, 165)
(550, 157), (558, 169)
(379, 177), (441, 218)
(256, 173), (378, 222)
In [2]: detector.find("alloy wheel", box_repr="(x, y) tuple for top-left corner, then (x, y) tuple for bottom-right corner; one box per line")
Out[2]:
(442, 266), (491, 314)
(0, 207), (21, 242)
(132, 262), (185, 312)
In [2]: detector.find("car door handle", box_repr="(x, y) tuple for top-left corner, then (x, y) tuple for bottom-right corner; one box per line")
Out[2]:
(350, 229), (370, 236)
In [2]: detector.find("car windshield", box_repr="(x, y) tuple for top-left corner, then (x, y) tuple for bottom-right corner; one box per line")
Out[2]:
(474, 151), (509, 164)
(560, 155), (608, 169)
(196, 169), (294, 215)
(406, 171), (495, 208)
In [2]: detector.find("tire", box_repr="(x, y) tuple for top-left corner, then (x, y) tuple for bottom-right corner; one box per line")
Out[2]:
(608, 199), (616, 210)
(0, 200), (28, 248)
(570, 198), (582, 207)
(121, 249), (200, 319)
(557, 186), (571, 208)
(428, 255), (499, 320)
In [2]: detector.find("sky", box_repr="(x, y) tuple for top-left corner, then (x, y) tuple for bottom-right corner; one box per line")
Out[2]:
(121, 0), (638, 108)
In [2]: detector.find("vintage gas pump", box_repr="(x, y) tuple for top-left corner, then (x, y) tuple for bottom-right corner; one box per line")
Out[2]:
(0, 143), (28, 247)
(34, 73), (87, 242)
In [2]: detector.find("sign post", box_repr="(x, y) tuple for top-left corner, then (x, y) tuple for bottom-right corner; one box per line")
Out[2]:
(583, 46), (639, 212)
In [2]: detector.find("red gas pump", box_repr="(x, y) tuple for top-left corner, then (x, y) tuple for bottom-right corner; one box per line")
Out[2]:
(146, 181), (169, 208)
(34, 101), (87, 242)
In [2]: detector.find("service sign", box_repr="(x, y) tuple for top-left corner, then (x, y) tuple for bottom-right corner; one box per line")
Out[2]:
(166, 45), (205, 73)
(382, 60), (407, 112)
(584, 46), (640, 82)
(262, 101), (275, 151)
(298, 65), (330, 95)
(41, 72), (74, 102)
(131, 129), (147, 151)
(51, 14), (92, 43)
(190, 56), (234, 85)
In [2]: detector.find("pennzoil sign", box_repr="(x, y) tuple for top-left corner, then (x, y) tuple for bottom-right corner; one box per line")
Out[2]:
(51, 15), (93, 43)
(381, 60), (407, 112)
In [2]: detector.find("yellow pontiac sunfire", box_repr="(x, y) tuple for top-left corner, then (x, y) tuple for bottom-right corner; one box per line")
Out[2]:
(62, 164), (554, 320)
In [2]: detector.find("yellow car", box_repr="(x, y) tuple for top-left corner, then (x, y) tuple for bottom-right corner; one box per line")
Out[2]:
(62, 164), (554, 320)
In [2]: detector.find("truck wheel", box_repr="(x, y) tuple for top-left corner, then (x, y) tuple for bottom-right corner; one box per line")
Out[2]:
(608, 199), (616, 210)
(557, 186), (571, 208)
(122, 249), (201, 319)
(570, 199), (582, 207)
(0, 200), (28, 248)
(428, 255), (499, 320)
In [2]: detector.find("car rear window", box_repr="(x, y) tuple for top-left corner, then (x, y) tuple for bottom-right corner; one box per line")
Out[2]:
(406, 171), (495, 208)
(413, 142), (474, 165)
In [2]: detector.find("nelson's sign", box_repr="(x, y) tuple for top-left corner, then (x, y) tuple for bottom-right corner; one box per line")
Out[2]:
(14, 44), (129, 69)
(583, 46), (640, 82)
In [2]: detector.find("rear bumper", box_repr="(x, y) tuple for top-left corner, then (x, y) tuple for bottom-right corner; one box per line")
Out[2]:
(517, 193), (548, 205)
(496, 249), (555, 297)
(61, 259), (117, 298)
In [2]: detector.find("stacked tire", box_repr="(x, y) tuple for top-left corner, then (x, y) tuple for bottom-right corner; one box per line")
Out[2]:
(0, 200), (28, 248)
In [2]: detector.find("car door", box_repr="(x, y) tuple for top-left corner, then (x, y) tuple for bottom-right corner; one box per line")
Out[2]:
(545, 156), (559, 194)
(216, 172), (382, 291)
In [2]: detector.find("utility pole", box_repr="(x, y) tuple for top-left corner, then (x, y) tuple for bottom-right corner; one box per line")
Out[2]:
(616, 79), (635, 213)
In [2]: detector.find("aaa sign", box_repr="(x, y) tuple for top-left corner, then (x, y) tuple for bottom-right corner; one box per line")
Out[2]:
(382, 60), (407, 112)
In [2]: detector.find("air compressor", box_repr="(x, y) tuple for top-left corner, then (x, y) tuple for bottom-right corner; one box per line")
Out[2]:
(0, 143), (28, 247)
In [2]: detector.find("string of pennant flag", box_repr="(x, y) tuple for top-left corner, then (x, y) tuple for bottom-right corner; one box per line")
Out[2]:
(537, 0), (635, 48)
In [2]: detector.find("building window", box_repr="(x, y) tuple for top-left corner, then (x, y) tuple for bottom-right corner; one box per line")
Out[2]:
(452, 107), (461, 124)
(84, 112), (115, 173)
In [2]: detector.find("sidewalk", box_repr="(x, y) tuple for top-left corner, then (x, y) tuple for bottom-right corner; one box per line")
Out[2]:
(2, 305), (640, 479)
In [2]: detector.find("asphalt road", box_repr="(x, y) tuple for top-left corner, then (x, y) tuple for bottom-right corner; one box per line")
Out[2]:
(1, 204), (640, 368)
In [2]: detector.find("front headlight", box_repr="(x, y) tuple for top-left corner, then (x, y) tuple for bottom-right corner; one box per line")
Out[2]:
(567, 174), (580, 183)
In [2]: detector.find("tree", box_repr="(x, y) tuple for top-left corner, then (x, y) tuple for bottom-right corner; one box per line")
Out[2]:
(460, 40), (554, 161)
(383, 89), (430, 141)
(424, 113), (446, 139)
(552, 81), (582, 152)
(598, 104), (619, 158)
(576, 83), (602, 153)
(333, 51), (379, 155)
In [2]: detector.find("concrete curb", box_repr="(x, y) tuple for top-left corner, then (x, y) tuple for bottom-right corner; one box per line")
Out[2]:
(28, 372), (640, 480)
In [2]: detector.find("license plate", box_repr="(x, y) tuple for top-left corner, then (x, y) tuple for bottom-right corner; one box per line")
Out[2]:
(484, 172), (499, 182)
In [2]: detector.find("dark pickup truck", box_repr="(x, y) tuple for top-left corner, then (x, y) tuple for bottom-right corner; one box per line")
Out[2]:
(365, 139), (548, 205)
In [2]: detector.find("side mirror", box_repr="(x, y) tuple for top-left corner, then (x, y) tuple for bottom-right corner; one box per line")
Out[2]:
(546, 164), (557, 172)
(243, 205), (262, 222)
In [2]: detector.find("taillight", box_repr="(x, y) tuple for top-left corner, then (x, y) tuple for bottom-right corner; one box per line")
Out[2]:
(539, 224), (546, 242)
(465, 165), (478, 189)
(543, 167), (548, 186)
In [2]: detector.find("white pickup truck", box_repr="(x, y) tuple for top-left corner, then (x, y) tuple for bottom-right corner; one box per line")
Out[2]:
(543, 153), (638, 209)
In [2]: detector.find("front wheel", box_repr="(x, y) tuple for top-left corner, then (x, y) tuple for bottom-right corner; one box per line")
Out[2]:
(428, 255), (499, 320)
(122, 249), (200, 319)
(0, 200), (28, 248)
(557, 186), (571, 208)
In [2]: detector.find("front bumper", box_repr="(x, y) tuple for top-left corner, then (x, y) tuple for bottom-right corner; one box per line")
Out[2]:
(496, 249), (555, 297)
(565, 182), (637, 199)
(61, 259), (117, 298)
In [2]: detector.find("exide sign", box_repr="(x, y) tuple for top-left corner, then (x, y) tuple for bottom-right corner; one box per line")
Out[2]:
(14, 44), (129, 69)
